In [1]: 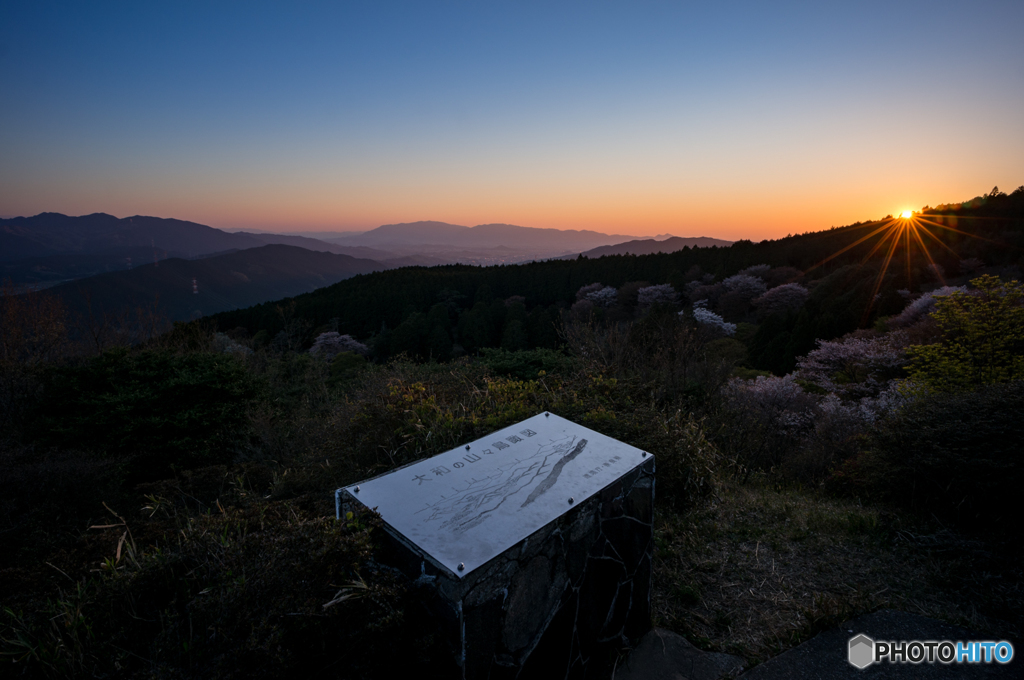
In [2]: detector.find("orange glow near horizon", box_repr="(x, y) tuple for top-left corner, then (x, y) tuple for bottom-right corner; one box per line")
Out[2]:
(28, 190), (953, 243)
(0, 167), (1002, 242)
(183, 194), (961, 241)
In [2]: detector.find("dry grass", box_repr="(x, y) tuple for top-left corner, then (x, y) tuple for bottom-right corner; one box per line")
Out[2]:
(652, 477), (1024, 665)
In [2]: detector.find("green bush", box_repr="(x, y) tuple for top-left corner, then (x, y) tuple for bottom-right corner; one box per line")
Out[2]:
(0, 447), (126, 567)
(843, 380), (1024, 534)
(906, 275), (1024, 392)
(0, 505), (451, 679)
(327, 351), (368, 387)
(477, 347), (576, 380)
(32, 349), (260, 473)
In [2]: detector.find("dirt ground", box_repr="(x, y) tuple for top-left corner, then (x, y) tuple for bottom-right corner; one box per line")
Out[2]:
(651, 478), (1024, 665)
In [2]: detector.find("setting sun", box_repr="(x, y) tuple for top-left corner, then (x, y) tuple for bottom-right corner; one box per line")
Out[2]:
(900, 210), (914, 218)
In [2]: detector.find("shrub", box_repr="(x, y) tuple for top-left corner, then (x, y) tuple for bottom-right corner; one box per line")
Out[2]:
(862, 380), (1024, 533)
(213, 331), (253, 355)
(564, 308), (732, 404)
(720, 374), (879, 482)
(0, 505), (440, 679)
(32, 349), (261, 473)
(0, 284), (70, 433)
(906, 275), (1024, 391)
(478, 347), (576, 380)
(909, 274), (1019, 391)
(637, 413), (720, 511)
(328, 351), (369, 387)
(782, 394), (870, 481)
(704, 338), (747, 366)
(0, 446), (125, 567)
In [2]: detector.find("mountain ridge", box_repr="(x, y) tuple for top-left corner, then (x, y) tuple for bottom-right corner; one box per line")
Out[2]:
(2, 213), (703, 283)
(39, 244), (383, 322)
(331, 220), (660, 250)
(0, 212), (264, 262)
(561, 235), (734, 259)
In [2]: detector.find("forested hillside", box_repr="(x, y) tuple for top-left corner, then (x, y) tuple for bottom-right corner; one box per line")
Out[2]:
(215, 188), (1024, 373)
(39, 244), (383, 323)
(563, 235), (734, 259)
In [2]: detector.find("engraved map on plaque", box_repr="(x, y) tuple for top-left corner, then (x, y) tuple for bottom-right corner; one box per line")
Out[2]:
(343, 412), (651, 578)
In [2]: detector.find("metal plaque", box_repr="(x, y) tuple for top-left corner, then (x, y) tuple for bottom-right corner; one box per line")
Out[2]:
(343, 412), (650, 578)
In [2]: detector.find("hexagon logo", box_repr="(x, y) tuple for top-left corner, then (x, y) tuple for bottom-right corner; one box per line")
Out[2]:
(848, 634), (875, 669)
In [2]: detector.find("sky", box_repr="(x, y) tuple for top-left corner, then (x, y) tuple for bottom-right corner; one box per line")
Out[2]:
(1, 1), (1022, 241)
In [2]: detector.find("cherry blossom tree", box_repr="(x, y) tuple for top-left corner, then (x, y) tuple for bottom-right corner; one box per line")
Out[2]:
(308, 332), (370, 360)
(687, 302), (736, 336)
(575, 283), (604, 300)
(637, 284), (680, 309)
(752, 282), (809, 319)
(213, 332), (252, 356)
(887, 286), (964, 329)
(738, 264), (771, 279)
(723, 374), (816, 471)
(795, 332), (909, 399)
(585, 286), (618, 308)
(722, 273), (767, 299)
(685, 281), (725, 307)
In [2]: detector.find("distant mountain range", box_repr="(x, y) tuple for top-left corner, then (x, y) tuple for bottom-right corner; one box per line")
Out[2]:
(1, 214), (396, 288)
(561, 235), (734, 259)
(3, 211), (729, 320)
(1, 214), (659, 287)
(328, 220), (650, 251)
(0, 212), (264, 262)
(229, 232), (396, 261)
(44, 244), (382, 322)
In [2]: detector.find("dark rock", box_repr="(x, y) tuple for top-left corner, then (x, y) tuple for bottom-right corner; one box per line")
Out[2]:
(738, 609), (1022, 680)
(577, 556), (629, 658)
(464, 595), (505, 674)
(520, 587), (577, 678)
(616, 628), (745, 680)
(601, 516), (650, 573)
(504, 555), (559, 652)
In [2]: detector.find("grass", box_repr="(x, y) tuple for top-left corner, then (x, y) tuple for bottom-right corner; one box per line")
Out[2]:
(651, 477), (1024, 666)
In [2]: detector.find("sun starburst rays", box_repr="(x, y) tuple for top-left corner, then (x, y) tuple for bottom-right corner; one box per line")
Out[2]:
(914, 216), (1002, 245)
(802, 209), (997, 326)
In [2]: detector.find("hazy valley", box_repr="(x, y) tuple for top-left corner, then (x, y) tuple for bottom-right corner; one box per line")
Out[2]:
(2, 213), (732, 321)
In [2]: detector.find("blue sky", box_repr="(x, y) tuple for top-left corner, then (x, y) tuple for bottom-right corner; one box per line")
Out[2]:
(2, 1), (1022, 239)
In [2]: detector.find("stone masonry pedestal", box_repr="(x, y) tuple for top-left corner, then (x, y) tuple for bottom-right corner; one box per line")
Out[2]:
(340, 413), (655, 679)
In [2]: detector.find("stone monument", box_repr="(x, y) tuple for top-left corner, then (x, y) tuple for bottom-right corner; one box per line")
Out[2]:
(338, 412), (655, 679)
